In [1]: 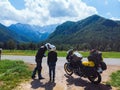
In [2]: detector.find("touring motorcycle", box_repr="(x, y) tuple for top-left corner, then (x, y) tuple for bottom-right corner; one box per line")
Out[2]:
(64, 50), (107, 84)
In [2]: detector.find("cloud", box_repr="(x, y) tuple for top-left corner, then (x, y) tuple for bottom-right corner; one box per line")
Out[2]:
(48, 0), (78, 17)
(0, 0), (97, 26)
(111, 17), (120, 21)
(106, 12), (120, 21)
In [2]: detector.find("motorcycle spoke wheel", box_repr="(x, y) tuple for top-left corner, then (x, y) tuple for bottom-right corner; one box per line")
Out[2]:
(88, 72), (101, 84)
(64, 63), (73, 76)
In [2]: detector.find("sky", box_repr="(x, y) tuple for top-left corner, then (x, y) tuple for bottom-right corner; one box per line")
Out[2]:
(0, 0), (120, 26)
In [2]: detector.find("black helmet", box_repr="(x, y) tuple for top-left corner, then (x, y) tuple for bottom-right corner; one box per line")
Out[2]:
(90, 49), (97, 54)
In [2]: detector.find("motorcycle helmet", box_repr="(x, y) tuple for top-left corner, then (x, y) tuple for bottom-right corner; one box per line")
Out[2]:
(45, 43), (52, 50)
(90, 49), (98, 55)
(50, 45), (56, 51)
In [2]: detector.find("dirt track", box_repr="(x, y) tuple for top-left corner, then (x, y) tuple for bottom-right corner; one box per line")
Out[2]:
(14, 64), (120, 90)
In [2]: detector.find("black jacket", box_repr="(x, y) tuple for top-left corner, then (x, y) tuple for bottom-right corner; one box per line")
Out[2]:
(36, 46), (47, 59)
(47, 51), (57, 63)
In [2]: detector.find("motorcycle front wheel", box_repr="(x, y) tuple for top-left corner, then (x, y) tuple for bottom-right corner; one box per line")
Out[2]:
(88, 71), (101, 84)
(64, 63), (73, 76)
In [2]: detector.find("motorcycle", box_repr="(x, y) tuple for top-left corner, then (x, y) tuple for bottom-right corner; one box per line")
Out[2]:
(64, 50), (107, 84)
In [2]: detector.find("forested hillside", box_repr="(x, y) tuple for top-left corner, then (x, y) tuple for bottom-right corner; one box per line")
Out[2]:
(47, 15), (120, 51)
(0, 23), (57, 50)
(1, 15), (120, 51)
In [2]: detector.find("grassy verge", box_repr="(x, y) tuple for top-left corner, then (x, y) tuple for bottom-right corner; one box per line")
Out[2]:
(108, 70), (120, 90)
(2, 50), (120, 58)
(102, 52), (120, 58)
(2, 50), (37, 56)
(0, 60), (32, 90)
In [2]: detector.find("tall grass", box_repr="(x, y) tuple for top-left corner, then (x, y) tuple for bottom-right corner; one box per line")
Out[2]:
(0, 60), (32, 90)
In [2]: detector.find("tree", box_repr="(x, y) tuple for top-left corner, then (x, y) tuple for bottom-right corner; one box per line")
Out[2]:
(17, 43), (28, 50)
(7, 40), (16, 50)
(0, 42), (4, 48)
(28, 42), (37, 50)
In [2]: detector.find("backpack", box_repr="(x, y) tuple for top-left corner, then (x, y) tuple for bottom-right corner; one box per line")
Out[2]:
(88, 52), (103, 66)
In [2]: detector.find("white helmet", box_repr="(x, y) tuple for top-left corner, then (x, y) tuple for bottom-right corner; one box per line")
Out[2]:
(45, 43), (51, 50)
(50, 45), (56, 51)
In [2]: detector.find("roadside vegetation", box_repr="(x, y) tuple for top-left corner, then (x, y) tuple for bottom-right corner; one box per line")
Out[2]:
(2, 50), (120, 58)
(0, 60), (32, 90)
(108, 70), (120, 90)
(2, 50), (36, 56)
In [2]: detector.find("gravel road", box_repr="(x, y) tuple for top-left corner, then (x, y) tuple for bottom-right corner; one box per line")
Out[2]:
(1, 55), (120, 66)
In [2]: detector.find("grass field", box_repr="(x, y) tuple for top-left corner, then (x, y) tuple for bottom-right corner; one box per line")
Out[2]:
(108, 70), (120, 90)
(2, 50), (36, 56)
(0, 60), (32, 90)
(2, 50), (120, 58)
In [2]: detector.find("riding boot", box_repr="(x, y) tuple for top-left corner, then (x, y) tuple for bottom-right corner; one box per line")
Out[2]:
(49, 68), (52, 82)
(38, 68), (44, 80)
(31, 67), (37, 79)
(53, 67), (55, 82)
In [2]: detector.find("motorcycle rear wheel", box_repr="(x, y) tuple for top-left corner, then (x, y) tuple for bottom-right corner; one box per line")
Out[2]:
(64, 63), (73, 76)
(88, 72), (101, 84)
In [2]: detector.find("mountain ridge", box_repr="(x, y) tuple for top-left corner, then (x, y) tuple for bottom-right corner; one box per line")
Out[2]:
(46, 14), (120, 51)
(1, 14), (120, 51)
(0, 23), (58, 43)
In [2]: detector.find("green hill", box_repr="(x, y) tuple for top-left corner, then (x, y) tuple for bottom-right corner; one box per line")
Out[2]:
(47, 15), (120, 51)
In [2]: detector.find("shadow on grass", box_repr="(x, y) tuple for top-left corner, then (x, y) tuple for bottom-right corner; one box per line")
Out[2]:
(65, 74), (112, 90)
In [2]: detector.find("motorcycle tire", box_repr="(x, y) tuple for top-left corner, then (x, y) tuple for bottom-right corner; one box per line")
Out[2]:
(88, 71), (101, 84)
(64, 63), (73, 76)
(100, 61), (107, 70)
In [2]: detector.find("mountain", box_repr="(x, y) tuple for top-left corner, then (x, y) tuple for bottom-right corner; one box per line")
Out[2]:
(0, 23), (18, 42)
(0, 23), (58, 43)
(8, 23), (58, 43)
(47, 15), (120, 51)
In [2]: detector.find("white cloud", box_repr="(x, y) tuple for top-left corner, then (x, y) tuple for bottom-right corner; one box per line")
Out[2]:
(111, 17), (120, 21)
(106, 12), (120, 21)
(0, 0), (97, 26)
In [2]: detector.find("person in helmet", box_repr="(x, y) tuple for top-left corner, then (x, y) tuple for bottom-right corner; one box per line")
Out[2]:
(31, 43), (51, 80)
(47, 45), (57, 82)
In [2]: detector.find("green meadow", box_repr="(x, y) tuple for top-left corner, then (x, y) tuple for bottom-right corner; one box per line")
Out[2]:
(2, 50), (120, 58)
(0, 60), (32, 90)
